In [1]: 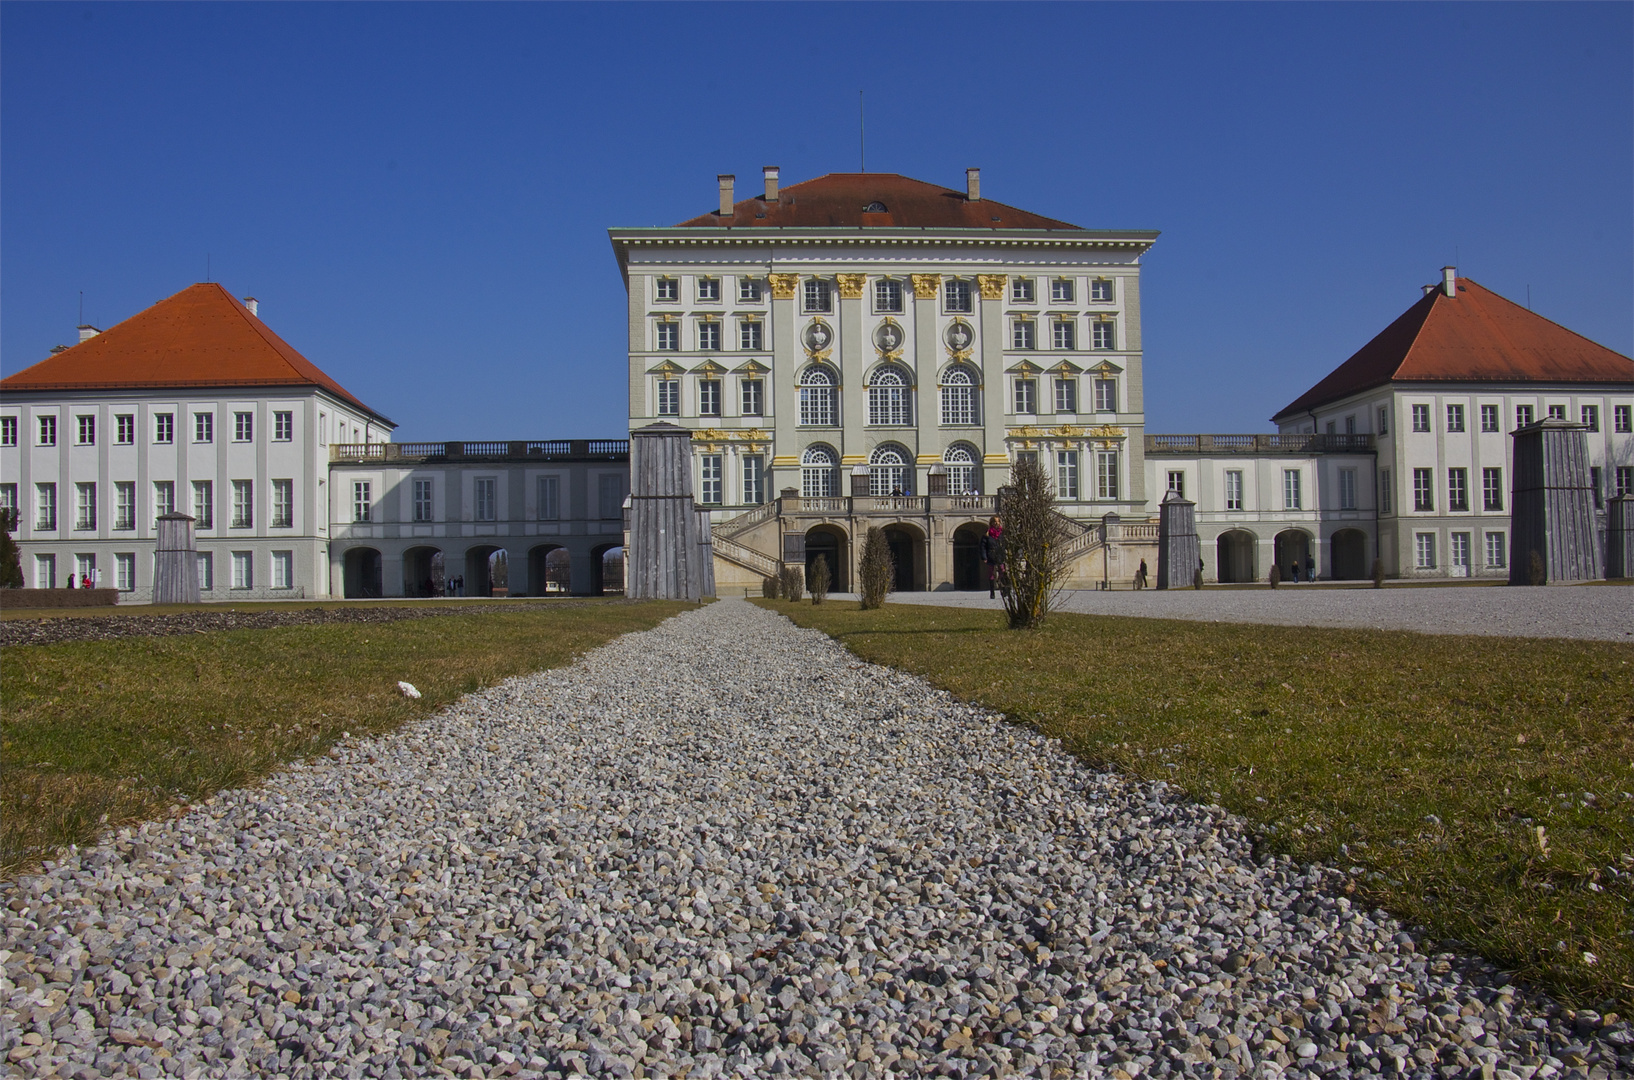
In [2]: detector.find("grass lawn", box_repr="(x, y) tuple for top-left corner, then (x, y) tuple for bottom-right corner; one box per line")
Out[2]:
(0, 596), (615, 620)
(1, 601), (691, 876)
(762, 598), (1634, 1010)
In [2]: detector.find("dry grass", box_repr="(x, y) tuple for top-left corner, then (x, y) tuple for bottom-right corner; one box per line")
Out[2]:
(1, 601), (689, 876)
(763, 600), (1634, 1010)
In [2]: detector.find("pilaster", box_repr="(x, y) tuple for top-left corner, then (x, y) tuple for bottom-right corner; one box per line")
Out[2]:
(977, 274), (1008, 494)
(767, 274), (801, 492)
(911, 275), (940, 485)
(837, 273), (866, 465)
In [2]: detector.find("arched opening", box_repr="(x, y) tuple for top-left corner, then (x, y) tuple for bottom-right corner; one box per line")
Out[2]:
(804, 526), (848, 592)
(1274, 530), (1313, 582)
(463, 546), (508, 597)
(592, 544), (625, 596)
(943, 443), (981, 496)
(801, 444), (840, 499)
(529, 545), (571, 595)
(1331, 529), (1368, 581)
(867, 365), (913, 426)
(952, 522), (988, 590)
(797, 365), (839, 428)
(402, 547), (443, 597)
(342, 548), (382, 599)
(1216, 530), (1256, 584)
(939, 364), (980, 427)
(881, 523), (924, 592)
(869, 443), (913, 497)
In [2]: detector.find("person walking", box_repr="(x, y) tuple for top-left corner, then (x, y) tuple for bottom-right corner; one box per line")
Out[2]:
(1136, 558), (1149, 590)
(1305, 555), (1316, 582)
(980, 516), (1006, 599)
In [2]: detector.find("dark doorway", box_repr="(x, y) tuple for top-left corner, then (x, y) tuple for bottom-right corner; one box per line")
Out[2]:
(403, 547), (443, 597)
(805, 527), (847, 592)
(464, 546), (507, 597)
(529, 545), (566, 596)
(592, 544), (624, 595)
(882, 526), (921, 592)
(1274, 531), (1312, 581)
(952, 523), (985, 590)
(1216, 531), (1256, 584)
(1331, 529), (1367, 580)
(343, 548), (382, 599)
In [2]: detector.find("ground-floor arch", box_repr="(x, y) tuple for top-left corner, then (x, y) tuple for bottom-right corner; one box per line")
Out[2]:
(402, 546), (443, 597)
(463, 546), (508, 597)
(1274, 530), (1313, 581)
(1330, 528), (1368, 581)
(804, 526), (848, 592)
(529, 544), (572, 595)
(1215, 530), (1257, 584)
(591, 544), (624, 595)
(951, 522), (988, 590)
(881, 523), (926, 592)
(343, 547), (383, 599)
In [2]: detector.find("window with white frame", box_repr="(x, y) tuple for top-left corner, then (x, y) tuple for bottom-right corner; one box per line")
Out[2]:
(874, 279), (903, 313)
(113, 414), (134, 444)
(740, 378), (764, 417)
(39, 415), (57, 446)
(274, 411), (293, 441)
(404, 477), (430, 522)
(1166, 471), (1185, 499)
(655, 321), (679, 351)
(194, 412), (213, 443)
(1014, 377), (1037, 415)
(1090, 278), (1113, 302)
(1345, 414), (1356, 434)
(1093, 378), (1117, 412)
(1414, 533), (1437, 569)
(1380, 468), (1392, 514)
(114, 482), (135, 530)
(1050, 278), (1074, 303)
(1339, 468), (1357, 510)
(698, 455), (722, 505)
(1590, 467), (1603, 509)
(231, 480), (253, 528)
(1615, 405), (1632, 433)
(944, 279), (972, 313)
(1484, 532), (1506, 568)
(598, 474), (627, 519)
(654, 277), (679, 302)
(1412, 468), (1433, 511)
(1582, 404), (1599, 432)
(940, 365), (978, 425)
(1052, 319), (1075, 350)
(1011, 277), (1035, 303)
(36, 483), (57, 529)
(234, 412), (253, 441)
(1412, 404), (1431, 432)
(870, 444), (912, 496)
(0, 416), (15, 447)
(1482, 468), (1503, 511)
(196, 551), (213, 591)
(699, 379), (722, 417)
(474, 477), (497, 522)
(116, 552), (136, 591)
(155, 413), (174, 443)
(698, 321), (721, 351)
(193, 480), (213, 528)
(696, 277), (720, 302)
(867, 366), (912, 426)
(1480, 404), (1500, 433)
(1446, 404), (1465, 432)
(351, 480), (370, 523)
(154, 481), (174, 518)
(271, 479), (293, 527)
(1377, 406), (1389, 435)
(75, 553), (96, 587)
(1091, 320), (1115, 350)
(1326, 420), (1337, 436)
(739, 319), (763, 350)
(1615, 465), (1633, 497)
(1516, 404), (1535, 427)
(1450, 532), (1472, 572)
(738, 277), (762, 302)
(657, 378), (680, 417)
(1224, 470), (1244, 511)
(1096, 450), (1120, 500)
(537, 475), (559, 520)
(0, 483), (15, 526)
(1011, 318), (1035, 350)
(1056, 450), (1081, 500)
(1547, 404), (1566, 420)
(1054, 377), (1078, 413)
(944, 444), (978, 495)
(1014, 449), (1039, 469)
(78, 415), (96, 445)
(801, 445), (839, 498)
(1447, 468), (1468, 511)
(271, 550), (293, 588)
(75, 482), (96, 530)
(1282, 469), (1302, 510)
(799, 366), (838, 426)
(35, 553), (56, 589)
(231, 551), (253, 589)
(803, 279), (831, 314)
(742, 456), (764, 505)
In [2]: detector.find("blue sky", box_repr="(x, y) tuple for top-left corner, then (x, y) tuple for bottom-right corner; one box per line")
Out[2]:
(3, 2), (1629, 439)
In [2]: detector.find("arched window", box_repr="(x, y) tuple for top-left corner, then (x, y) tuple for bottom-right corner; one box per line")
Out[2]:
(944, 443), (979, 496)
(940, 365), (979, 426)
(867, 366), (912, 426)
(798, 366), (838, 427)
(801, 445), (840, 498)
(870, 443), (912, 497)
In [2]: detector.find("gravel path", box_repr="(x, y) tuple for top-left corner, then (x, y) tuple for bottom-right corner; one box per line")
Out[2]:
(3, 600), (1628, 1079)
(881, 585), (1634, 642)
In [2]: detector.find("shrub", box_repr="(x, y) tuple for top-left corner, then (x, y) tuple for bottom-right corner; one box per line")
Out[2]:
(1372, 557), (1386, 589)
(1269, 563), (1281, 589)
(0, 514), (22, 590)
(1193, 566), (1204, 591)
(858, 527), (893, 610)
(808, 554), (831, 605)
(779, 564), (805, 603)
(997, 457), (1073, 629)
(761, 574), (780, 599)
(1528, 550), (1547, 586)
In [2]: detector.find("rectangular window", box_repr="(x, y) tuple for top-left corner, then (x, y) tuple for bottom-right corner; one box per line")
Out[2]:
(115, 482), (135, 530)
(1414, 533), (1437, 569)
(231, 480), (253, 528)
(234, 412), (253, 441)
(1411, 404), (1430, 432)
(1056, 451), (1080, 500)
(407, 478), (431, 523)
(76, 482), (96, 530)
(1582, 404), (1599, 432)
(1480, 404), (1500, 433)
(1326, 420), (1336, 436)
(193, 480), (213, 528)
(743, 455), (764, 505)
(1090, 278), (1113, 302)
(0, 483), (15, 527)
(739, 320), (763, 350)
(1381, 468), (1392, 514)
(1516, 404), (1535, 427)
(232, 551), (253, 589)
(1054, 377), (1078, 413)
(654, 277), (678, 301)
(1224, 470), (1244, 511)
(196, 552), (213, 591)
(1095, 450), (1119, 500)
(738, 277), (762, 302)
(699, 379), (722, 417)
(1378, 406), (1389, 434)
(1483, 468), (1503, 511)
(1447, 468), (1468, 511)
(77, 415), (96, 445)
(696, 277), (720, 301)
(699, 454), (722, 505)
(536, 476), (559, 520)
(874, 279), (903, 312)
(155, 413), (174, 443)
(111, 414), (134, 445)
(1446, 404), (1465, 432)
(655, 322), (679, 351)
(351, 480), (370, 523)
(1339, 468), (1357, 510)
(1011, 277), (1035, 303)
(1615, 465), (1633, 497)
(194, 412), (213, 443)
(39, 415), (57, 446)
(598, 474), (626, 519)
(1052, 319), (1076, 350)
(0, 416), (15, 447)
(154, 481), (175, 518)
(1345, 415), (1356, 435)
(272, 479), (293, 527)
(35, 483), (57, 529)
(1547, 404), (1566, 421)
(1590, 467), (1603, 509)
(803, 279), (832, 313)
(116, 552), (136, 591)
(1615, 405), (1632, 433)
(474, 478), (497, 522)
(1282, 469), (1302, 510)
(740, 378), (764, 417)
(1093, 378), (1117, 412)
(1413, 468), (1434, 511)
(1014, 377), (1037, 415)
(1450, 532), (1471, 572)
(1050, 278), (1074, 303)
(657, 379), (680, 417)
(74, 553), (96, 587)
(272, 551), (293, 589)
(944, 279), (972, 313)
(35, 553), (56, 589)
(1012, 319), (1035, 350)
(1166, 470), (1185, 499)
(1485, 532), (1506, 568)
(1091, 320), (1115, 350)
(274, 411), (293, 441)
(698, 321), (721, 351)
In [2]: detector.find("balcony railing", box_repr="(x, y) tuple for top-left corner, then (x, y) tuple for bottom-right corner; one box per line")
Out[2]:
(1144, 433), (1375, 454)
(332, 439), (630, 463)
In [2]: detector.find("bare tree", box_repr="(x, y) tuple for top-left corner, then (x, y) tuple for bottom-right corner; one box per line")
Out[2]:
(808, 554), (831, 605)
(859, 527), (893, 610)
(997, 457), (1074, 629)
(779, 564), (805, 602)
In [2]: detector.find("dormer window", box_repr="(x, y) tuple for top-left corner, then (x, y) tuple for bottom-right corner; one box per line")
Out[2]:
(863, 201), (888, 213)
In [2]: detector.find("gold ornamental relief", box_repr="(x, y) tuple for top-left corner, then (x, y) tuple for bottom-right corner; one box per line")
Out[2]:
(977, 274), (1007, 301)
(1089, 425), (1125, 439)
(834, 274), (867, 300)
(767, 273), (800, 300)
(910, 274), (941, 299)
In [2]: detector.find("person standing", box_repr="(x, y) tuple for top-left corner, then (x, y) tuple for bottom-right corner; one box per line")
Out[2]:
(1305, 555), (1316, 582)
(980, 516), (1006, 599)
(1136, 558), (1149, 589)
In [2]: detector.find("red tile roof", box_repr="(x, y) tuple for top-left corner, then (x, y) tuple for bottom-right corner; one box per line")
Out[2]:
(1, 283), (392, 424)
(676, 172), (1082, 230)
(1273, 277), (1633, 421)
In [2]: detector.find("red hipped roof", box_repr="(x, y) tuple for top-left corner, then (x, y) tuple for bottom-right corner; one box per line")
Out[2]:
(1274, 277), (1633, 421)
(677, 172), (1081, 230)
(1, 283), (392, 424)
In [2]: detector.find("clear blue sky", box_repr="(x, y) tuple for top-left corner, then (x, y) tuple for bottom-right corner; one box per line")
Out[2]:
(4, 2), (1629, 439)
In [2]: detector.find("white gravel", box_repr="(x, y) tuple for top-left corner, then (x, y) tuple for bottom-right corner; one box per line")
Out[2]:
(3, 599), (1628, 1079)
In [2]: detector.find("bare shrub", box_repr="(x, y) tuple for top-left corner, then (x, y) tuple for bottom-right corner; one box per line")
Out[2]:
(997, 457), (1073, 629)
(1269, 564), (1281, 589)
(1528, 549), (1547, 586)
(808, 554), (831, 605)
(859, 527), (893, 610)
(1372, 557), (1386, 589)
(762, 574), (780, 599)
(779, 564), (805, 603)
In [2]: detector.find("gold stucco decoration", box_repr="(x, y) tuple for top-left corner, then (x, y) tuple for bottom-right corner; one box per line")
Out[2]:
(767, 273), (800, 300)
(834, 273), (867, 299)
(977, 274), (1007, 301)
(910, 274), (941, 299)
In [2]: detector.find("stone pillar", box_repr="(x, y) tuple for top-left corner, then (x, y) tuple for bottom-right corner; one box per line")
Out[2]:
(153, 512), (200, 604)
(628, 422), (712, 600)
(1509, 419), (1602, 584)
(1605, 494), (1634, 580)
(1156, 491), (1199, 589)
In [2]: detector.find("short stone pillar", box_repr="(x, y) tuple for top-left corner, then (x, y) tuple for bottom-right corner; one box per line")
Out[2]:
(627, 422), (713, 600)
(1606, 494), (1634, 580)
(153, 512), (200, 604)
(926, 464), (948, 497)
(1509, 419), (1602, 584)
(1155, 490), (1200, 590)
(849, 465), (870, 498)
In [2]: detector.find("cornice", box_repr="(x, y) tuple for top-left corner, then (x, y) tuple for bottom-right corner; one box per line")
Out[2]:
(609, 226), (1159, 254)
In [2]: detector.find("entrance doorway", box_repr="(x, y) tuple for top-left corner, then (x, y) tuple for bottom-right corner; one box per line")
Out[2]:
(804, 527), (847, 592)
(1330, 529), (1367, 580)
(403, 547), (443, 596)
(1215, 531), (1256, 584)
(343, 548), (382, 598)
(592, 544), (624, 595)
(1274, 530), (1312, 581)
(882, 525), (923, 592)
(464, 546), (508, 597)
(529, 545), (570, 595)
(952, 523), (986, 590)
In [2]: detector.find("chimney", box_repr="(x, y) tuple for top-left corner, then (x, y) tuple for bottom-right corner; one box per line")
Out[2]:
(1422, 284), (1438, 297)
(77, 325), (101, 343)
(1442, 266), (1457, 297)
(243, 297), (259, 316)
(966, 167), (981, 201)
(763, 166), (779, 202)
(718, 174), (735, 217)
